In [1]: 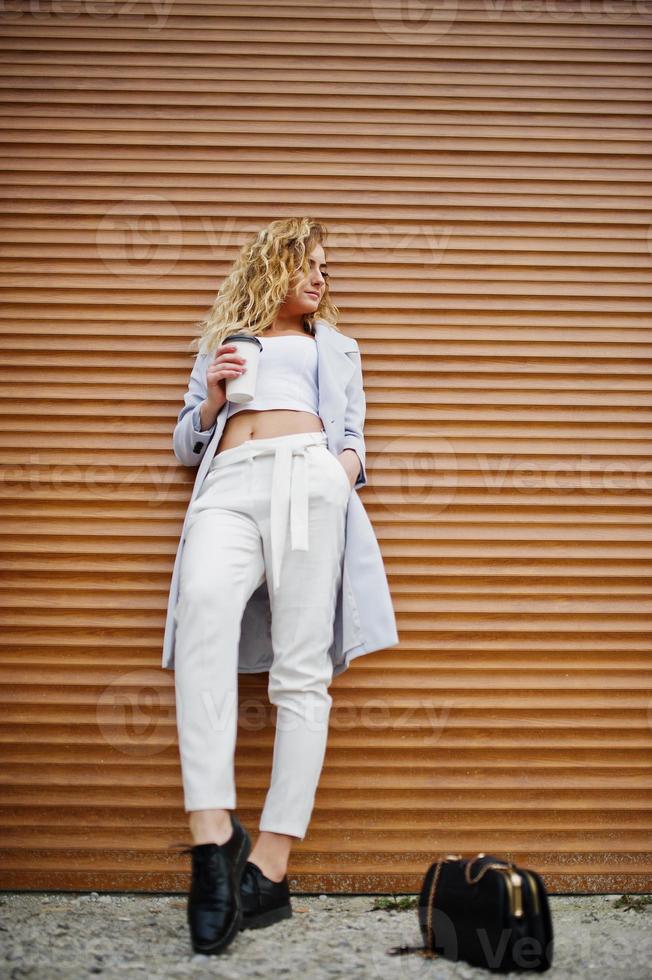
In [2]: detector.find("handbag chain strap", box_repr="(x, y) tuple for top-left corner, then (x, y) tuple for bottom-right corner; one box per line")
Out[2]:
(423, 853), (462, 958)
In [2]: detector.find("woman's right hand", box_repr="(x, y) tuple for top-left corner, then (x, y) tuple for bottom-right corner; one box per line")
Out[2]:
(205, 344), (247, 409)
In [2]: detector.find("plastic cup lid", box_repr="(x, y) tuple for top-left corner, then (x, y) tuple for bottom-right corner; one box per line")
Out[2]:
(225, 332), (263, 350)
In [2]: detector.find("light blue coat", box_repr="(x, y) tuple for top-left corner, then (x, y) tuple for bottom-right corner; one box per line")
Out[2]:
(161, 318), (399, 677)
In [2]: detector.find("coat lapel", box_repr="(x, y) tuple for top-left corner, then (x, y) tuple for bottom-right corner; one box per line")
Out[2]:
(314, 319), (357, 432)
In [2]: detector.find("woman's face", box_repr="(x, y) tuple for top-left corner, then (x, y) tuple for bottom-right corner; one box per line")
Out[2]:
(281, 243), (328, 317)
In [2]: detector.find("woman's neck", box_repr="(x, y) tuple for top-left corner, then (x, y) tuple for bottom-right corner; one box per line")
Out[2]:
(262, 323), (312, 337)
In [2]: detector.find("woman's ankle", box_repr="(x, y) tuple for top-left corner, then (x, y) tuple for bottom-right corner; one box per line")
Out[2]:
(188, 808), (233, 845)
(248, 831), (294, 881)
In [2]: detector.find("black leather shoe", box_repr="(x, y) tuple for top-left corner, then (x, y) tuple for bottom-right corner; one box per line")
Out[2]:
(239, 859), (293, 930)
(186, 813), (251, 955)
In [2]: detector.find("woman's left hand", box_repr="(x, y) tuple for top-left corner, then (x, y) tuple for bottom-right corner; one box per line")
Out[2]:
(337, 449), (360, 489)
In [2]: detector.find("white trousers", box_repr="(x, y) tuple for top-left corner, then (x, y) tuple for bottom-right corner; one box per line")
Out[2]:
(173, 429), (351, 840)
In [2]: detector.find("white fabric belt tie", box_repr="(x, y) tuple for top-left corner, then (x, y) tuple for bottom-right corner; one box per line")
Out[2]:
(208, 430), (328, 594)
(269, 442), (311, 593)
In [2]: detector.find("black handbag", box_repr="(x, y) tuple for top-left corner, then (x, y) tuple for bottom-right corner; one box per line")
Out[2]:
(386, 852), (554, 973)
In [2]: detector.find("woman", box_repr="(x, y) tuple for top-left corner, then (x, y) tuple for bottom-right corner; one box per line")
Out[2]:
(167, 218), (398, 955)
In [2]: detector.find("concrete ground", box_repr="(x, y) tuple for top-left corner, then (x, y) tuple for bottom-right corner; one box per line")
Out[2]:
(1, 891), (651, 979)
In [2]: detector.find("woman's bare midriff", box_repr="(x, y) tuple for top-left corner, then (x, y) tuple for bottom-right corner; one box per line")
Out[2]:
(216, 409), (325, 454)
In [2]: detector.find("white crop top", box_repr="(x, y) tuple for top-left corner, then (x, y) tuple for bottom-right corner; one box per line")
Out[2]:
(226, 335), (320, 420)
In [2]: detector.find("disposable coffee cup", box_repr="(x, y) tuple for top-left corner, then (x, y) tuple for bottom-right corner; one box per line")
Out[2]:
(223, 332), (263, 403)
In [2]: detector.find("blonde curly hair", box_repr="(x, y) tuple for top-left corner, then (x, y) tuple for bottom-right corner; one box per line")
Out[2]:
(188, 217), (341, 357)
